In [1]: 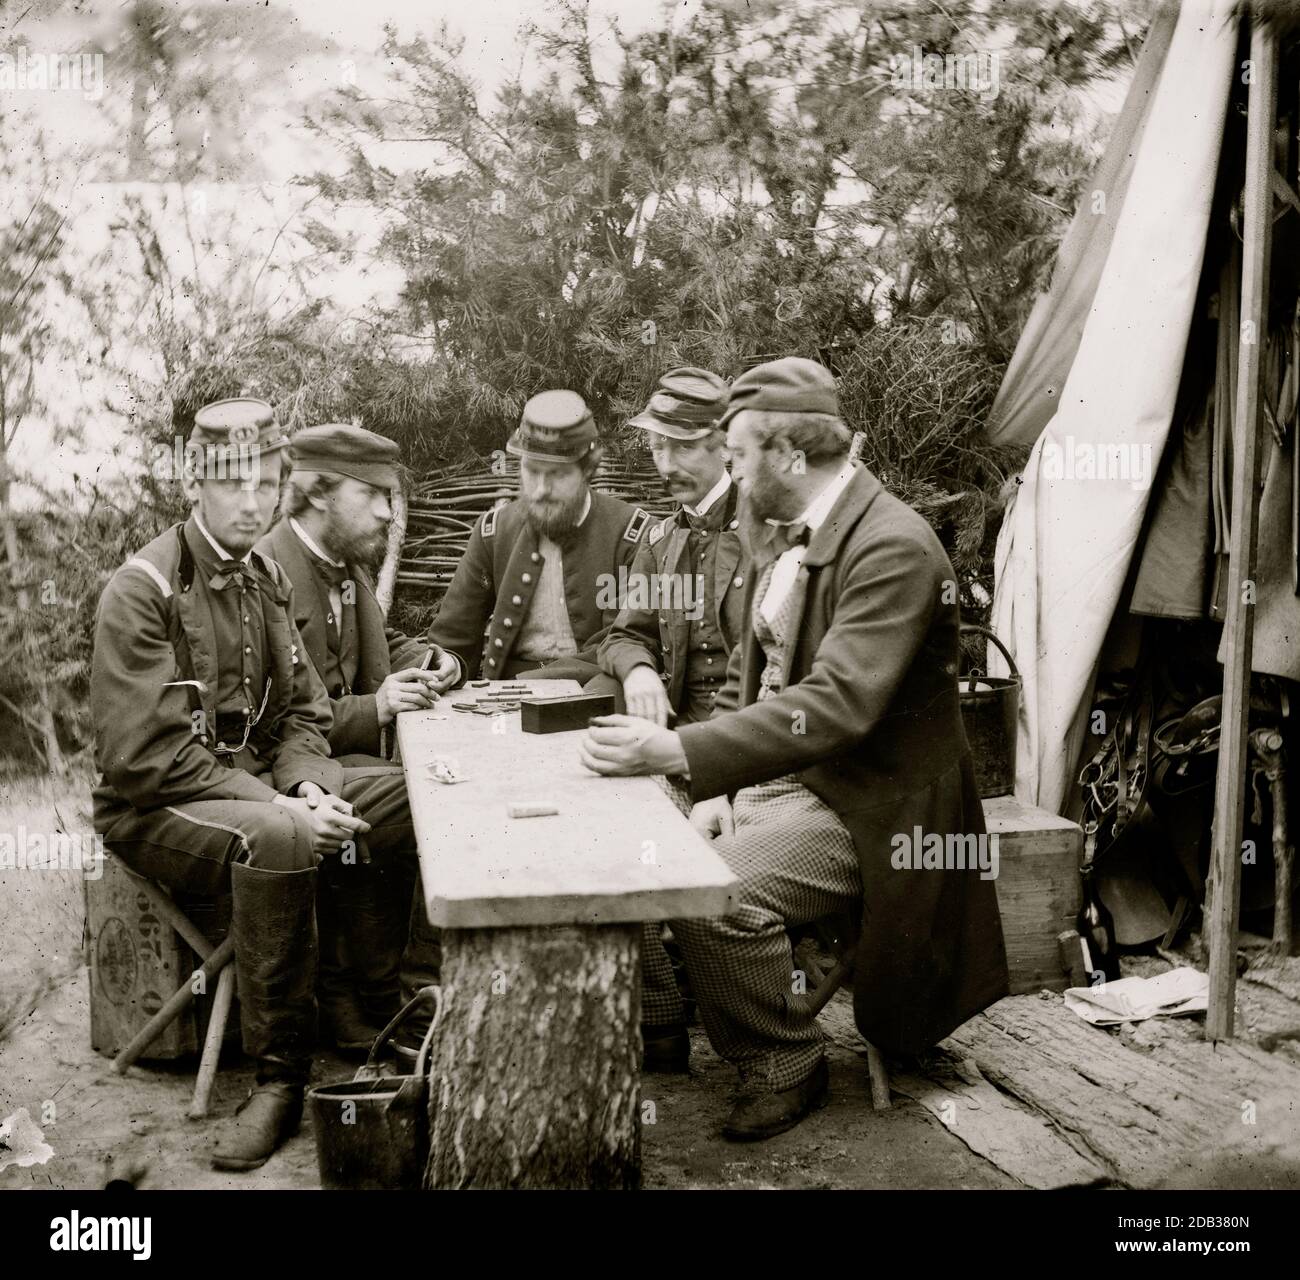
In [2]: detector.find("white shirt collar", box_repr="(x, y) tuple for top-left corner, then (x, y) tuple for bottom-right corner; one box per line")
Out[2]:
(289, 516), (346, 569)
(576, 491), (592, 528)
(194, 512), (251, 564)
(682, 472), (731, 518)
(796, 460), (857, 533)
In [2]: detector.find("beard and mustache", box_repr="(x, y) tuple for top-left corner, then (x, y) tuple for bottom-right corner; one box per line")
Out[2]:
(524, 486), (589, 544)
(735, 465), (803, 560)
(325, 524), (389, 573)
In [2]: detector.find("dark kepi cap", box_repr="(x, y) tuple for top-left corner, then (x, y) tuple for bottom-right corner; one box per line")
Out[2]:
(629, 366), (729, 440)
(506, 390), (599, 463)
(190, 398), (289, 461)
(719, 357), (840, 428)
(289, 423), (401, 490)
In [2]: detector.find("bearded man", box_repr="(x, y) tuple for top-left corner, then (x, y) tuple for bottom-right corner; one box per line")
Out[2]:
(579, 358), (1008, 1141)
(427, 389), (652, 685)
(257, 424), (457, 1054)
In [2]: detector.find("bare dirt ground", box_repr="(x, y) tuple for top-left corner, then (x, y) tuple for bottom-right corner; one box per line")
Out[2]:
(13, 770), (1297, 1191)
(0, 970), (1016, 1191)
(1, 770), (1014, 1191)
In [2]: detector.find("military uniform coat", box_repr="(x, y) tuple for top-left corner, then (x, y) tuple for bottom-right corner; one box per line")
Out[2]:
(677, 466), (1009, 1055)
(257, 519), (427, 757)
(430, 491), (651, 683)
(597, 483), (746, 716)
(91, 518), (343, 832)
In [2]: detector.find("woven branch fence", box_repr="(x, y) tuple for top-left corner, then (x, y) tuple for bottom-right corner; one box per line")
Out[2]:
(393, 432), (976, 609)
(396, 451), (676, 605)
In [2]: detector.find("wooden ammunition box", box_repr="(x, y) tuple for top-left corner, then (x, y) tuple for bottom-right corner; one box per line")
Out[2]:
(983, 795), (1083, 995)
(520, 693), (616, 735)
(86, 853), (235, 1059)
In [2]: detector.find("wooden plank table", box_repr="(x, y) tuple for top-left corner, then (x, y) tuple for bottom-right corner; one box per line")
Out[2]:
(396, 679), (737, 1189)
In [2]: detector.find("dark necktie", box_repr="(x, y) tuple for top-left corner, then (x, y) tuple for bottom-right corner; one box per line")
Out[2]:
(317, 559), (349, 589)
(209, 560), (258, 592)
(767, 520), (810, 559)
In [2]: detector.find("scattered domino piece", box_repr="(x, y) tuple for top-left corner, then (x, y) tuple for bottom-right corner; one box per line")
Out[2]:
(507, 801), (559, 819)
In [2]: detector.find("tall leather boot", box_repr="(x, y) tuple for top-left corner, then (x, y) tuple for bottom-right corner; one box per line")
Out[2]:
(354, 854), (411, 1026)
(315, 864), (378, 1053)
(393, 882), (442, 1061)
(212, 861), (317, 1172)
(318, 856), (399, 1052)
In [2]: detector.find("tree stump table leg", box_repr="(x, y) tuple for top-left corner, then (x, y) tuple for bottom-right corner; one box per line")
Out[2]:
(424, 923), (642, 1190)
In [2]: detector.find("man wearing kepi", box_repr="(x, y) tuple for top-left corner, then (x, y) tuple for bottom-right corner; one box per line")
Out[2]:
(257, 424), (458, 1053)
(90, 399), (416, 1171)
(592, 367), (746, 1069)
(579, 358), (1008, 1140)
(427, 389), (652, 685)
(596, 367), (745, 727)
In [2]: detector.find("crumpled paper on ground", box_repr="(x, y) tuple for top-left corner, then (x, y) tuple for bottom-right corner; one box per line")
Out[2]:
(0, 1108), (55, 1172)
(1063, 967), (1209, 1025)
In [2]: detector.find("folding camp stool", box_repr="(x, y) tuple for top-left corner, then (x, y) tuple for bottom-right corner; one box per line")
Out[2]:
(105, 856), (238, 1119)
(794, 911), (891, 1110)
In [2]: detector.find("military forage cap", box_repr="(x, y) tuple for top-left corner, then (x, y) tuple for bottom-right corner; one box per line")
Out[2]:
(290, 423), (401, 491)
(506, 389), (599, 463)
(190, 398), (289, 458)
(719, 357), (840, 428)
(629, 366), (730, 441)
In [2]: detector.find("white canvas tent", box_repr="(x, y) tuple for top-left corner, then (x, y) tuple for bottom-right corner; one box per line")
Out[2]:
(986, 0), (1300, 1036)
(989, 0), (1239, 814)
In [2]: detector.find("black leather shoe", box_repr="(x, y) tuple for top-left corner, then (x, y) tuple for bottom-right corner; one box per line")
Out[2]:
(211, 1083), (303, 1171)
(642, 1024), (690, 1074)
(721, 1057), (829, 1142)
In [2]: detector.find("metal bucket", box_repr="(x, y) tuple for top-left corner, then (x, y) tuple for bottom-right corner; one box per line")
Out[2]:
(307, 987), (440, 1190)
(958, 623), (1021, 799)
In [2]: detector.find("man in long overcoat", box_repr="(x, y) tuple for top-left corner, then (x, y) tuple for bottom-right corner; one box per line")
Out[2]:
(580, 358), (1008, 1140)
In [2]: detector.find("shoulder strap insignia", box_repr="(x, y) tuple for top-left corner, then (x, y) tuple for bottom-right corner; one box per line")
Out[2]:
(124, 557), (173, 599)
(623, 507), (651, 543)
(481, 502), (504, 538)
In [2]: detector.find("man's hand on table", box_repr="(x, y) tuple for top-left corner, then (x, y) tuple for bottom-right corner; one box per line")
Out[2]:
(578, 714), (689, 778)
(422, 645), (461, 694)
(375, 668), (441, 725)
(275, 780), (371, 856)
(622, 664), (672, 727)
(690, 796), (734, 841)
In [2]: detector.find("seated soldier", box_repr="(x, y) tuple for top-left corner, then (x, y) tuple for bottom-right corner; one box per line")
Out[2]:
(257, 424), (458, 1053)
(595, 366), (744, 727)
(90, 399), (421, 1171)
(427, 390), (652, 685)
(591, 367), (747, 1072)
(580, 359), (1009, 1141)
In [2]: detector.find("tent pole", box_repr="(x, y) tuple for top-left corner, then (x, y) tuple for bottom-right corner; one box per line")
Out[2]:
(1206, 16), (1277, 1041)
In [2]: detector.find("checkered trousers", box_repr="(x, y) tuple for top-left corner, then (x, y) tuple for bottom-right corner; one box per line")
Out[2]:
(669, 774), (860, 1091)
